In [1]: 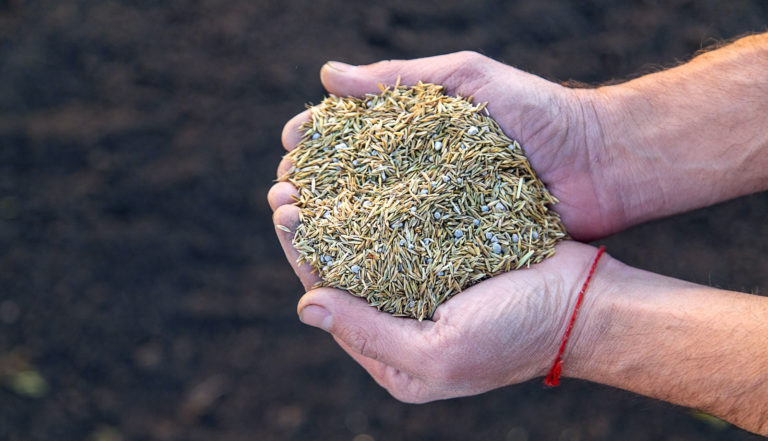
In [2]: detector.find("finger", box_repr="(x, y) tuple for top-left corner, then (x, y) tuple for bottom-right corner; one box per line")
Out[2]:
(281, 109), (311, 152)
(320, 52), (502, 101)
(276, 157), (294, 180)
(267, 182), (299, 211)
(273, 204), (321, 290)
(319, 53), (561, 143)
(297, 287), (435, 375)
(333, 336), (432, 404)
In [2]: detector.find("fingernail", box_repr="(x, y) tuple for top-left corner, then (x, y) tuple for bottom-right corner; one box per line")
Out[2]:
(299, 305), (332, 331)
(325, 61), (355, 72)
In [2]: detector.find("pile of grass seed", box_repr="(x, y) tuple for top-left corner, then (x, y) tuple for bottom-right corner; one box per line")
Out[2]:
(282, 82), (567, 320)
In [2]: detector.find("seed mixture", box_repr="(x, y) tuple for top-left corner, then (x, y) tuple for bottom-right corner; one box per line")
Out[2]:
(282, 82), (567, 320)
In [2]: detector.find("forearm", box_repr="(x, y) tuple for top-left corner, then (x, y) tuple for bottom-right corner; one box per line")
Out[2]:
(568, 258), (768, 434)
(593, 33), (768, 228)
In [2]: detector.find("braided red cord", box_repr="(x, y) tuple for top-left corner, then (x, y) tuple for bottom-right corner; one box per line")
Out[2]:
(544, 245), (606, 387)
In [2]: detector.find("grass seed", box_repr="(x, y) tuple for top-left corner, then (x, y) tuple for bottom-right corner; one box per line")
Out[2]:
(283, 82), (567, 320)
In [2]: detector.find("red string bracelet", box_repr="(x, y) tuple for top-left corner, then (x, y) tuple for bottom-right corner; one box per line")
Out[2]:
(544, 245), (606, 387)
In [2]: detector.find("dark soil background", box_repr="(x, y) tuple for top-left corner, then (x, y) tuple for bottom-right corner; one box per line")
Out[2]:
(1, 1), (767, 440)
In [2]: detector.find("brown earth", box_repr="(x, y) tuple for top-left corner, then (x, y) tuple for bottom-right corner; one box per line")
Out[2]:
(1, 1), (767, 440)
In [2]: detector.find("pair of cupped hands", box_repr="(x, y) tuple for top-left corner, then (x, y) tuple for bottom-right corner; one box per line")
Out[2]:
(268, 52), (636, 402)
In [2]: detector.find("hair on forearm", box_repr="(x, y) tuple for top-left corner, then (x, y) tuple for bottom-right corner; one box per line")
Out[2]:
(559, 31), (767, 90)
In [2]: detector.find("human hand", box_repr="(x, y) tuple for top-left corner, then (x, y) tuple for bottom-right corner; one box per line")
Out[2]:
(271, 200), (768, 426)
(274, 214), (609, 401)
(267, 47), (768, 429)
(271, 51), (624, 241)
(267, 52), (621, 399)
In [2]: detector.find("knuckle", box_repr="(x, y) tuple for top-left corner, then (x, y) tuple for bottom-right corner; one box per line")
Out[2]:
(280, 122), (296, 146)
(267, 185), (278, 203)
(272, 204), (291, 224)
(455, 50), (484, 66)
(445, 51), (491, 90)
(276, 159), (292, 179)
(267, 184), (284, 204)
(271, 205), (282, 223)
(366, 58), (398, 73)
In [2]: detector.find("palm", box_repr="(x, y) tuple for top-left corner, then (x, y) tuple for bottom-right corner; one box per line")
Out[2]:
(490, 94), (609, 241)
(274, 225), (601, 401)
(274, 52), (613, 240)
(398, 241), (601, 399)
(423, 54), (610, 240)
(268, 52), (612, 402)
(270, 203), (601, 400)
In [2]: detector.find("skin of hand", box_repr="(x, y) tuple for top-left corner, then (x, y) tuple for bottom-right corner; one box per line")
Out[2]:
(269, 37), (768, 434)
(275, 220), (607, 403)
(271, 51), (622, 242)
(272, 34), (768, 241)
(269, 51), (623, 401)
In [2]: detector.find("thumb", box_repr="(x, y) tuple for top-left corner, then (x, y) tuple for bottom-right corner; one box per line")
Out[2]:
(318, 52), (564, 146)
(297, 287), (435, 373)
(320, 51), (502, 101)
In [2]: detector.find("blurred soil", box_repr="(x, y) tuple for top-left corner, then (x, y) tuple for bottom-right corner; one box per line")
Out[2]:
(0, 1), (766, 440)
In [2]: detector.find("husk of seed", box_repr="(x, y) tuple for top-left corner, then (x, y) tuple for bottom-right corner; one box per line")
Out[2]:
(283, 82), (567, 320)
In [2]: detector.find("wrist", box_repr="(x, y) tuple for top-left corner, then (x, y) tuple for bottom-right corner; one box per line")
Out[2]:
(571, 85), (667, 235)
(556, 248), (626, 381)
(525, 242), (619, 380)
(554, 86), (656, 239)
(581, 35), (768, 231)
(561, 254), (687, 383)
(562, 259), (768, 434)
